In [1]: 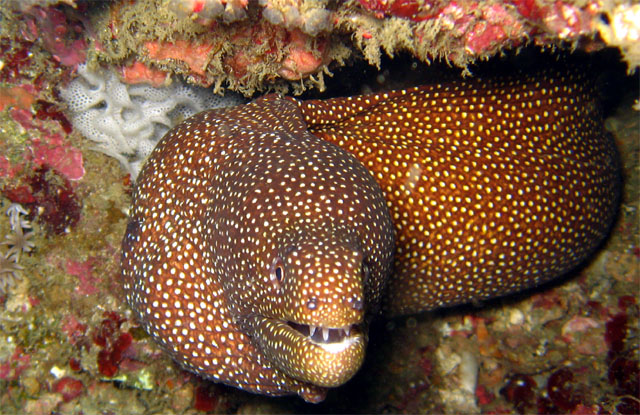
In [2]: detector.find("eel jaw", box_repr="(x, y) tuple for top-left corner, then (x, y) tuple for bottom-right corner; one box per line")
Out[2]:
(244, 316), (366, 388)
(287, 321), (359, 352)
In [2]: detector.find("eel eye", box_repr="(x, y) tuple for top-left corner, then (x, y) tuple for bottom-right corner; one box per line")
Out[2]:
(269, 256), (285, 291)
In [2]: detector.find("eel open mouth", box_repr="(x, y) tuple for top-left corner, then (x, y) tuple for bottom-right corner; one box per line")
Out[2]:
(287, 321), (358, 344)
(246, 315), (366, 387)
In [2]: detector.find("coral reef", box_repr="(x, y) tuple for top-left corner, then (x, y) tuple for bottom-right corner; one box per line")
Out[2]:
(597, 3), (640, 72)
(16, 166), (83, 235)
(0, 249), (23, 293)
(0, 203), (33, 293)
(60, 64), (243, 179)
(5, 0), (637, 96)
(2, 204), (35, 262)
(0, 0), (637, 413)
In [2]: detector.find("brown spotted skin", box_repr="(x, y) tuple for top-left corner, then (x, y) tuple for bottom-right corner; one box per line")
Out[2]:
(295, 70), (620, 316)
(121, 96), (395, 402)
(122, 70), (621, 402)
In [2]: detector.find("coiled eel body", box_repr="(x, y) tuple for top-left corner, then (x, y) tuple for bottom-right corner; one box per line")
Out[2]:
(121, 69), (620, 402)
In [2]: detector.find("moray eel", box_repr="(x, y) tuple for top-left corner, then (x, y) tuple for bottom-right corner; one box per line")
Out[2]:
(295, 70), (620, 316)
(121, 96), (396, 402)
(121, 69), (620, 402)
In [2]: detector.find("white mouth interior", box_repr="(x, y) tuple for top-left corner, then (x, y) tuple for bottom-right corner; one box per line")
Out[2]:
(287, 321), (360, 354)
(287, 321), (358, 343)
(317, 336), (358, 353)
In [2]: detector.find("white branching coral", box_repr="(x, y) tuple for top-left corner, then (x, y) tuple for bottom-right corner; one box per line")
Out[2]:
(0, 203), (34, 292)
(60, 64), (244, 180)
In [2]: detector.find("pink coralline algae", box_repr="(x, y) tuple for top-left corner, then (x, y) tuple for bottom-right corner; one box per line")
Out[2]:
(0, 157), (20, 179)
(356, 0), (599, 40)
(61, 315), (89, 349)
(0, 346), (31, 381)
(30, 134), (84, 182)
(0, 83), (82, 184)
(560, 316), (607, 355)
(145, 39), (215, 77)
(463, 4), (524, 54)
(120, 62), (170, 87)
(21, 6), (87, 68)
(277, 29), (327, 80)
(17, 106), (80, 181)
(356, 0), (435, 21)
(536, 1), (596, 39)
(0, 84), (36, 113)
(65, 258), (99, 296)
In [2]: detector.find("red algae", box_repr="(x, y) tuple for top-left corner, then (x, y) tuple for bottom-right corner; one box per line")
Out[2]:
(605, 312), (628, 353)
(92, 312), (126, 349)
(97, 332), (133, 377)
(0, 40), (36, 83)
(608, 357), (640, 414)
(499, 374), (537, 414)
(34, 100), (72, 134)
(69, 357), (82, 372)
(12, 166), (82, 235)
(91, 312), (136, 378)
(193, 384), (219, 412)
(53, 376), (85, 402)
(546, 368), (582, 412)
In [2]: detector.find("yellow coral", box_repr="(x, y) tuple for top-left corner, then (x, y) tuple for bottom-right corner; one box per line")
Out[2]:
(597, 3), (640, 72)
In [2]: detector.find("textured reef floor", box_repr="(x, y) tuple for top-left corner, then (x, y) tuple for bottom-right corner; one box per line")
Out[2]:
(0, 49), (638, 414)
(0, 0), (638, 411)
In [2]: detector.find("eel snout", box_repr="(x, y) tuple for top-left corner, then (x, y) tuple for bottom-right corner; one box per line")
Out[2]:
(240, 238), (370, 387)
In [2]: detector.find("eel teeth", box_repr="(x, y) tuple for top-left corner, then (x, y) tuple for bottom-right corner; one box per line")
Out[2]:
(287, 321), (358, 344)
(344, 326), (351, 337)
